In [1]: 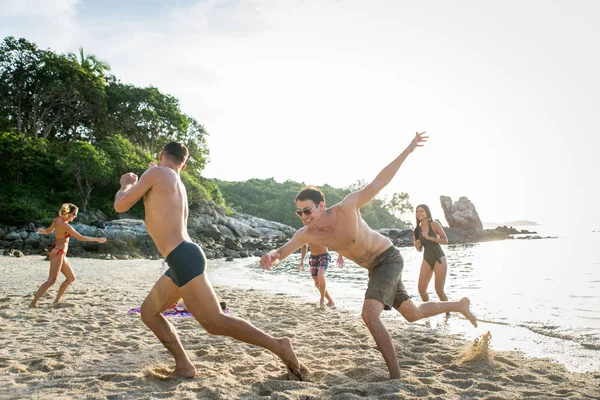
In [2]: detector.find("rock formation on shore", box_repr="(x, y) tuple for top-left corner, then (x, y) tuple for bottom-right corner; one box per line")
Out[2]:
(440, 195), (483, 230)
(1, 199), (546, 260)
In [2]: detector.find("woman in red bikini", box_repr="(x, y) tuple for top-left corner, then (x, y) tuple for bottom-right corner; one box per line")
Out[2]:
(29, 203), (107, 308)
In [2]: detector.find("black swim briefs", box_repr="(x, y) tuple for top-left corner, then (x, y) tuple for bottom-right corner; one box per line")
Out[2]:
(164, 241), (206, 287)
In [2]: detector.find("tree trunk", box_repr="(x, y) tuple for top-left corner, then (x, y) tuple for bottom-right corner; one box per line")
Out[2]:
(82, 185), (92, 213)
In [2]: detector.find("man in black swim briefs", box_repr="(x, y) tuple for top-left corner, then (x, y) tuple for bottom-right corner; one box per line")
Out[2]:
(114, 142), (307, 379)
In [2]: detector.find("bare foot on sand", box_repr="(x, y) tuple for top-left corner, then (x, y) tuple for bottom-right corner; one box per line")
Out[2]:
(327, 301), (336, 308)
(275, 337), (309, 381)
(29, 302), (38, 308)
(318, 301), (326, 309)
(459, 297), (477, 327)
(168, 364), (196, 379)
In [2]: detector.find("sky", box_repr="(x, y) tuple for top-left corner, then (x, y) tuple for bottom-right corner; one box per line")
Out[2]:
(2, 0), (599, 228)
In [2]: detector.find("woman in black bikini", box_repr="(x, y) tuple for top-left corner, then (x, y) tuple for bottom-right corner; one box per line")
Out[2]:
(413, 204), (449, 302)
(30, 203), (107, 308)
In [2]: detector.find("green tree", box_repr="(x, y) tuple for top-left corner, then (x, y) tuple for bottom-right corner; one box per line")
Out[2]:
(0, 37), (107, 141)
(215, 178), (410, 230)
(98, 134), (152, 176)
(177, 116), (209, 173)
(62, 141), (113, 212)
(0, 37), (44, 135)
(384, 192), (414, 226)
(105, 80), (187, 154)
(67, 47), (111, 78)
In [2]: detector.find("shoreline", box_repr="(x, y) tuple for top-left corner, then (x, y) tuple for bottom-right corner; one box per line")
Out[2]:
(1, 256), (598, 399)
(208, 254), (600, 375)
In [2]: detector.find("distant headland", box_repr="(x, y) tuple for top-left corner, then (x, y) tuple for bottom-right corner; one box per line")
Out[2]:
(483, 220), (539, 229)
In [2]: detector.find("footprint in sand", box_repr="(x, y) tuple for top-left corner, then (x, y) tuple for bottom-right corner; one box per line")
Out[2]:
(426, 354), (454, 365)
(494, 355), (518, 367)
(194, 348), (215, 357)
(111, 340), (134, 348)
(144, 366), (176, 380)
(546, 373), (566, 382)
(507, 373), (538, 383)
(475, 382), (503, 392)
(448, 379), (474, 389)
(0, 356), (11, 368)
(410, 345), (434, 354)
(10, 363), (29, 374)
(98, 372), (137, 382)
(52, 302), (76, 309)
(28, 358), (68, 372)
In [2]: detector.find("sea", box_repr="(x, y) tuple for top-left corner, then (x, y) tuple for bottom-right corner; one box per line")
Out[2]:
(207, 224), (600, 374)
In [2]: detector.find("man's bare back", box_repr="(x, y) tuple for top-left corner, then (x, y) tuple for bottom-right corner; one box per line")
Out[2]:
(114, 142), (308, 380)
(142, 166), (191, 258)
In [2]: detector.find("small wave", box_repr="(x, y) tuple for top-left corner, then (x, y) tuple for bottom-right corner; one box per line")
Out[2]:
(581, 342), (600, 350)
(516, 323), (600, 349)
(472, 318), (511, 327)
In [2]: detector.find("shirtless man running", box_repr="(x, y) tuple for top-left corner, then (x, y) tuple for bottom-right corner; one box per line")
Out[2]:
(298, 240), (344, 309)
(260, 132), (477, 380)
(114, 142), (307, 379)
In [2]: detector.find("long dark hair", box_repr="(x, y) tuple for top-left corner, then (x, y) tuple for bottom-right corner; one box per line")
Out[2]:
(414, 204), (433, 239)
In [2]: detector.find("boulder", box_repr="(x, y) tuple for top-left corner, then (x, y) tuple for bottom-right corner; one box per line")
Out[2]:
(440, 196), (483, 230)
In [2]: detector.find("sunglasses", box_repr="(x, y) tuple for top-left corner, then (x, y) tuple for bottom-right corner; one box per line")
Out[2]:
(295, 204), (318, 217)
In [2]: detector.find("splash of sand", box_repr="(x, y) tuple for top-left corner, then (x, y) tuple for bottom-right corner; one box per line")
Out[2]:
(144, 366), (174, 380)
(459, 331), (493, 363)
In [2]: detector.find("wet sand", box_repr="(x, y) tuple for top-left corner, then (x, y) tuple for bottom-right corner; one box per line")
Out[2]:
(1, 256), (598, 399)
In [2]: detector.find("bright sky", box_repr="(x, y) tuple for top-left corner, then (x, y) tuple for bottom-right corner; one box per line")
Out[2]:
(2, 0), (598, 227)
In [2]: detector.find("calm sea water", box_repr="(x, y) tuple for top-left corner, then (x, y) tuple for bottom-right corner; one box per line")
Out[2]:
(208, 224), (600, 373)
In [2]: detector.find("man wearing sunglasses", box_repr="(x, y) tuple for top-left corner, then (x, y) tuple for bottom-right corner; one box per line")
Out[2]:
(260, 132), (477, 380)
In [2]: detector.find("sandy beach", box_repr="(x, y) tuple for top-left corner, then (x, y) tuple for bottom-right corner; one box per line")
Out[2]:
(1, 255), (598, 399)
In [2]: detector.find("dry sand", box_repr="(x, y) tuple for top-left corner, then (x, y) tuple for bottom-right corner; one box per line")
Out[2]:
(0, 255), (598, 399)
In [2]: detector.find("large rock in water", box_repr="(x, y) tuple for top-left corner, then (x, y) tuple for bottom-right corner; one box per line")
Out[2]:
(440, 196), (483, 230)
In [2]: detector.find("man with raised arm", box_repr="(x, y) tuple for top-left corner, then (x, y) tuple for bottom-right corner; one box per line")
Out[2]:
(260, 132), (477, 380)
(115, 142), (307, 379)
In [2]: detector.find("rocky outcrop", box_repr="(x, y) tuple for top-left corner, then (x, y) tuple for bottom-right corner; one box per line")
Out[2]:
(0, 201), (296, 260)
(0, 200), (551, 260)
(440, 196), (483, 230)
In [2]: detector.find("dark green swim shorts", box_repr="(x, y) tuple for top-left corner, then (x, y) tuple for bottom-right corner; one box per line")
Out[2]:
(365, 246), (410, 310)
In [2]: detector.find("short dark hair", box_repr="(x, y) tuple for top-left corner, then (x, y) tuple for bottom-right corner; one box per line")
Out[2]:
(295, 186), (325, 205)
(162, 142), (189, 164)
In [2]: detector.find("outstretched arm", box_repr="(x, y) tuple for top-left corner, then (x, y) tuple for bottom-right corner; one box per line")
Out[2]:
(37, 219), (56, 235)
(298, 244), (308, 271)
(114, 168), (157, 213)
(260, 229), (310, 270)
(65, 225), (107, 243)
(345, 132), (427, 209)
(336, 253), (345, 269)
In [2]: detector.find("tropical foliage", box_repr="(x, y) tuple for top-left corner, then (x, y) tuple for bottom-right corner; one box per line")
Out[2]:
(0, 36), (217, 224)
(0, 36), (412, 229)
(213, 178), (413, 230)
